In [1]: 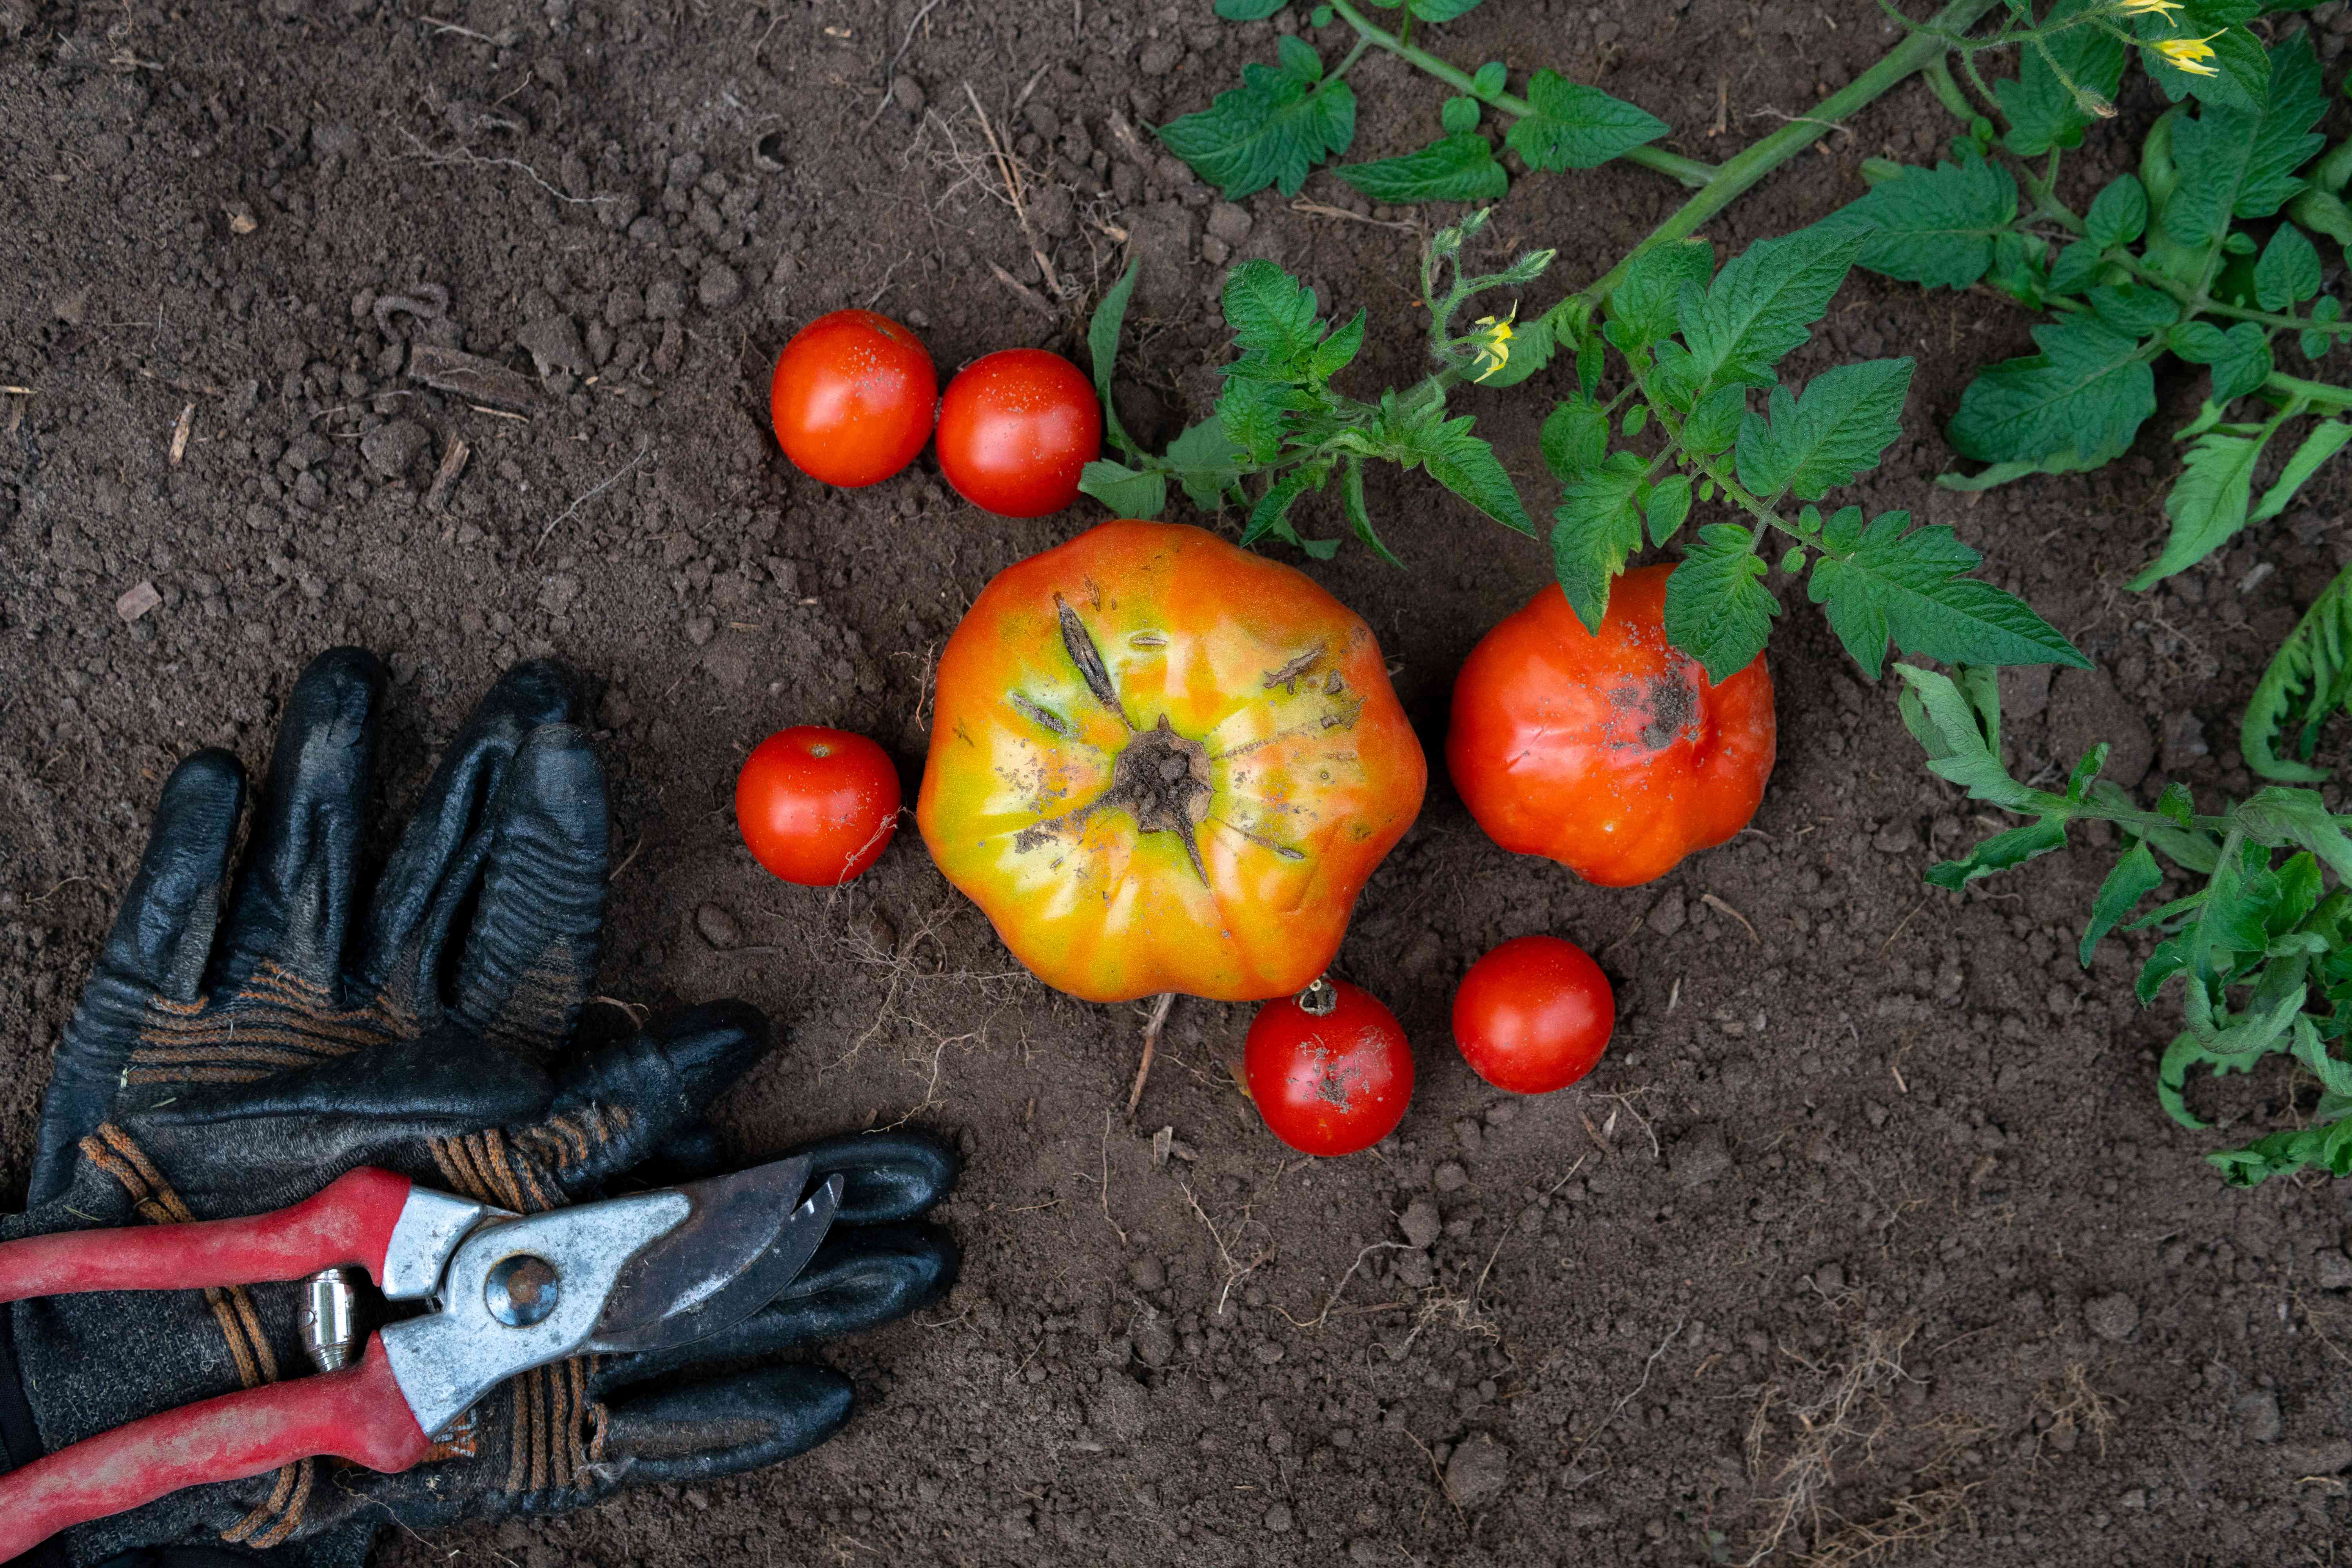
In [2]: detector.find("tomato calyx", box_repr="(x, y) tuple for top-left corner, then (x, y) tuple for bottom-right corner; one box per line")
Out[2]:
(1296, 975), (1339, 1016)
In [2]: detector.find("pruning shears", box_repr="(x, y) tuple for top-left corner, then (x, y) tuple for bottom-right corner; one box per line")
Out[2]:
(0, 1156), (842, 1558)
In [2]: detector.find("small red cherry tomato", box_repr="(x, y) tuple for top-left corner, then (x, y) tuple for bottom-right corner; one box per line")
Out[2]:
(1451, 935), (1615, 1094)
(934, 348), (1101, 517)
(1244, 979), (1414, 1156)
(769, 310), (936, 488)
(735, 727), (901, 886)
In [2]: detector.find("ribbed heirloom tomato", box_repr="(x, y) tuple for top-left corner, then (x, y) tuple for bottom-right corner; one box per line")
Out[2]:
(916, 521), (1426, 1002)
(768, 310), (936, 488)
(1447, 564), (1775, 887)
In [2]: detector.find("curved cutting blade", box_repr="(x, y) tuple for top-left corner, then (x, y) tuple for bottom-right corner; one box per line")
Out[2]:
(584, 1156), (841, 1354)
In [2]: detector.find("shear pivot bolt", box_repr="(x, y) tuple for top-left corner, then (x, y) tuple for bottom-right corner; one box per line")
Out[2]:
(485, 1255), (561, 1327)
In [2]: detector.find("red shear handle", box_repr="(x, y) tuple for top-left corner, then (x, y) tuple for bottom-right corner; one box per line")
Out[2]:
(0, 1339), (432, 1559)
(0, 1165), (414, 1303)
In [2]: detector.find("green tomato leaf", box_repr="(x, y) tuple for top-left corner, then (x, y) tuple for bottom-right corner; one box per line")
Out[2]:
(2085, 174), (2149, 249)
(2140, 18), (2270, 116)
(2252, 419), (2352, 526)
(1503, 69), (1669, 171)
(2158, 32), (2327, 247)
(1240, 458), (1334, 548)
(1893, 662), (2051, 812)
(2129, 428), (2270, 588)
(1159, 44), (1358, 200)
(1406, 0), (1487, 18)
(2244, 552), (2352, 782)
(2254, 223), (2323, 311)
(1379, 411), (1533, 534)
(1732, 358), (1914, 503)
(1221, 260), (1326, 362)
(1937, 437), (2131, 491)
(2083, 838), (2165, 965)
(1441, 95), (1481, 134)
(1996, 0), (2126, 157)
(2168, 320), (2231, 363)
(1471, 61), (1507, 96)
(1307, 308), (1368, 381)
(1550, 451), (1647, 630)
(1164, 417), (1246, 510)
(1924, 817), (2071, 890)
(1679, 227), (1863, 391)
(2211, 321), (2275, 403)
(1087, 258), (1144, 460)
(2087, 283), (2180, 338)
(1077, 458), (1169, 518)
(1945, 314), (2157, 466)
(1644, 472), (1693, 547)
(1539, 399), (1610, 482)
(1680, 383), (1749, 457)
(1808, 512), (2091, 678)
(1474, 309), (1559, 389)
(2046, 241), (2106, 297)
(1330, 456), (1401, 567)
(1664, 525), (1779, 682)
(1214, 0), (1287, 17)
(1606, 237), (1714, 353)
(1816, 155), (2018, 291)
(1336, 133), (1508, 203)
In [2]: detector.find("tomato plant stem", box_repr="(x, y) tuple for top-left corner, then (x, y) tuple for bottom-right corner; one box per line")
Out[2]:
(1568, 0), (2004, 311)
(1322, 0), (1718, 189)
(2265, 372), (2352, 412)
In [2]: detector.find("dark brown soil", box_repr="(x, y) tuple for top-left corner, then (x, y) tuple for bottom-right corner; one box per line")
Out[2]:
(7, 0), (2352, 1563)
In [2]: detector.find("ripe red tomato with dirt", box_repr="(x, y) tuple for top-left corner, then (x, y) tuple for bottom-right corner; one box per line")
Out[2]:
(1244, 980), (1413, 1156)
(1452, 935), (1614, 1094)
(735, 726), (901, 886)
(934, 348), (1102, 517)
(1446, 563), (1775, 887)
(768, 310), (936, 488)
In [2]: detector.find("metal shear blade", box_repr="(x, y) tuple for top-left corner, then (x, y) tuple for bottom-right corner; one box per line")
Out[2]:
(588, 1156), (844, 1353)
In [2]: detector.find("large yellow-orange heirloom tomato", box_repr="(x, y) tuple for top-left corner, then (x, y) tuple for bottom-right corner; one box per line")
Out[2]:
(917, 521), (1427, 1003)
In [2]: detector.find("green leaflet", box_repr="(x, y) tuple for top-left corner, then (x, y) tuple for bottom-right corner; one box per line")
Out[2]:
(1164, 418), (1245, 510)
(2129, 428), (2270, 588)
(1503, 71), (1669, 171)
(2159, 33), (2328, 248)
(2254, 224), (2322, 311)
(1996, 0), (2126, 157)
(2253, 420), (2352, 525)
(2245, 555), (2352, 784)
(1935, 436), (2131, 492)
(2083, 839), (2165, 965)
(1644, 472), (1692, 546)
(1662, 525), (1780, 683)
(1338, 456), (1404, 567)
(1678, 228), (1862, 391)
(2084, 175), (2149, 250)
(1818, 156), (2017, 291)
(1213, 0), (1285, 16)
(2211, 321), (2274, 405)
(1159, 39), (1358, 200)
(1087, 259), (1144, 461)
(1892, 663), (2049, 812)
(1680, 383), (1749, 457)
(1606, 238), (1714, 353)
(1732, 358), (1913, 503)
(1077, 459), (1169, 518)
(2138, 11), (2270, 115)
(1539, 399), (1609, 482)
(1550, 452), (1646, 630)
(1222, 259), (1328, 363)
(1377, 407), (1533, 534)
(1945, 315), (2156, 466)
(1337, 134), (1509, 202)
(1240, 458), (1334, 548)
(1807, 511), (2089, 678)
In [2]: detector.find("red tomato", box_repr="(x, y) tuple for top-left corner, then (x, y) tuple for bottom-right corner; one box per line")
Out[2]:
(1243, 979), (1413, 1156)
(769, 311), (936, 488)
(1451, 935), (1614, 1094)
(934, 349), (1101, 517)
(735, 727), (901, 886)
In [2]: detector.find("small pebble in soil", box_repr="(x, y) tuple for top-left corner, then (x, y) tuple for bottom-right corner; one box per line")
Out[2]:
(1670, 1123), (1730, 1187)
(2084, 1292), (2138, 1342)
(1647, 888), (1686, 936)
(1433, 1162), (1467, 1192)
(694, 903), (740, 950)
(1443, 1433), (1510, 1506)
(1398, 1197), (1441, 1250)
(2233, 1389), (2282, 1444)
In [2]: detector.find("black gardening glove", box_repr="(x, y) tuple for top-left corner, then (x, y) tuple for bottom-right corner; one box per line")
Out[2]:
(0, 650), (956, 1568)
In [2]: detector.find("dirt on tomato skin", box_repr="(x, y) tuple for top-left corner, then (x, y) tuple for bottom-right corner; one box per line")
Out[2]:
(7, 1), (2352, 1564)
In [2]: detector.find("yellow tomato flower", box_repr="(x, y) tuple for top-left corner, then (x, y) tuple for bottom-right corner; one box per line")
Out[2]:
(2116, 0), (2181, 18)
(1468, 314), (1515, 382)
(2155, 31), (2223, 75)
